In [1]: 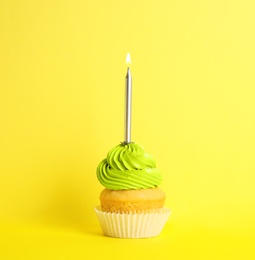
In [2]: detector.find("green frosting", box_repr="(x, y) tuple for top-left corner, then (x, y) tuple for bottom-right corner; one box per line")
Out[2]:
(96, 142), (162, 190)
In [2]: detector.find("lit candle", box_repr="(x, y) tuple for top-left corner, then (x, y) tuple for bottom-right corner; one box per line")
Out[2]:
(125, 52), (132, 143)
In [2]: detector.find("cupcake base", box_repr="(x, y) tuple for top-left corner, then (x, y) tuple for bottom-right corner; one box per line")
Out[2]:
(99, 188), (166, 213)
(94, 206), (171, 238)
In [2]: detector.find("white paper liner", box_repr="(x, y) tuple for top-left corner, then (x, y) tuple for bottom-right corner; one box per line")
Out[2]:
(94, 206), (171, 238)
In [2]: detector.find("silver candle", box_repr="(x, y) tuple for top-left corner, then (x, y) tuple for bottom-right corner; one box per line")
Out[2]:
(125, 53), (132, 143)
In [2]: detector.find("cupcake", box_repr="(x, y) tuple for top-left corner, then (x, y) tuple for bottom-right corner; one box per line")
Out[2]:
(95, 142), (171, 238)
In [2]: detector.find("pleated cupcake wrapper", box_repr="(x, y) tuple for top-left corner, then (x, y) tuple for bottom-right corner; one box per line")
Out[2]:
(94, 206), (171, 238)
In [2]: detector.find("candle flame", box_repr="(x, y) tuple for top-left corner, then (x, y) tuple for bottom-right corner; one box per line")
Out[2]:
(126, 52), (131, 66)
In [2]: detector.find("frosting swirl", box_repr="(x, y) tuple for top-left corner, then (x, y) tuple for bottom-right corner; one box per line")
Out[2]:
(96, 143), (162, 190)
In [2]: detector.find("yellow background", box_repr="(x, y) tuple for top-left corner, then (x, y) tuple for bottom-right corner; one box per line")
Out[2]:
(0, 0), (255, 259)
